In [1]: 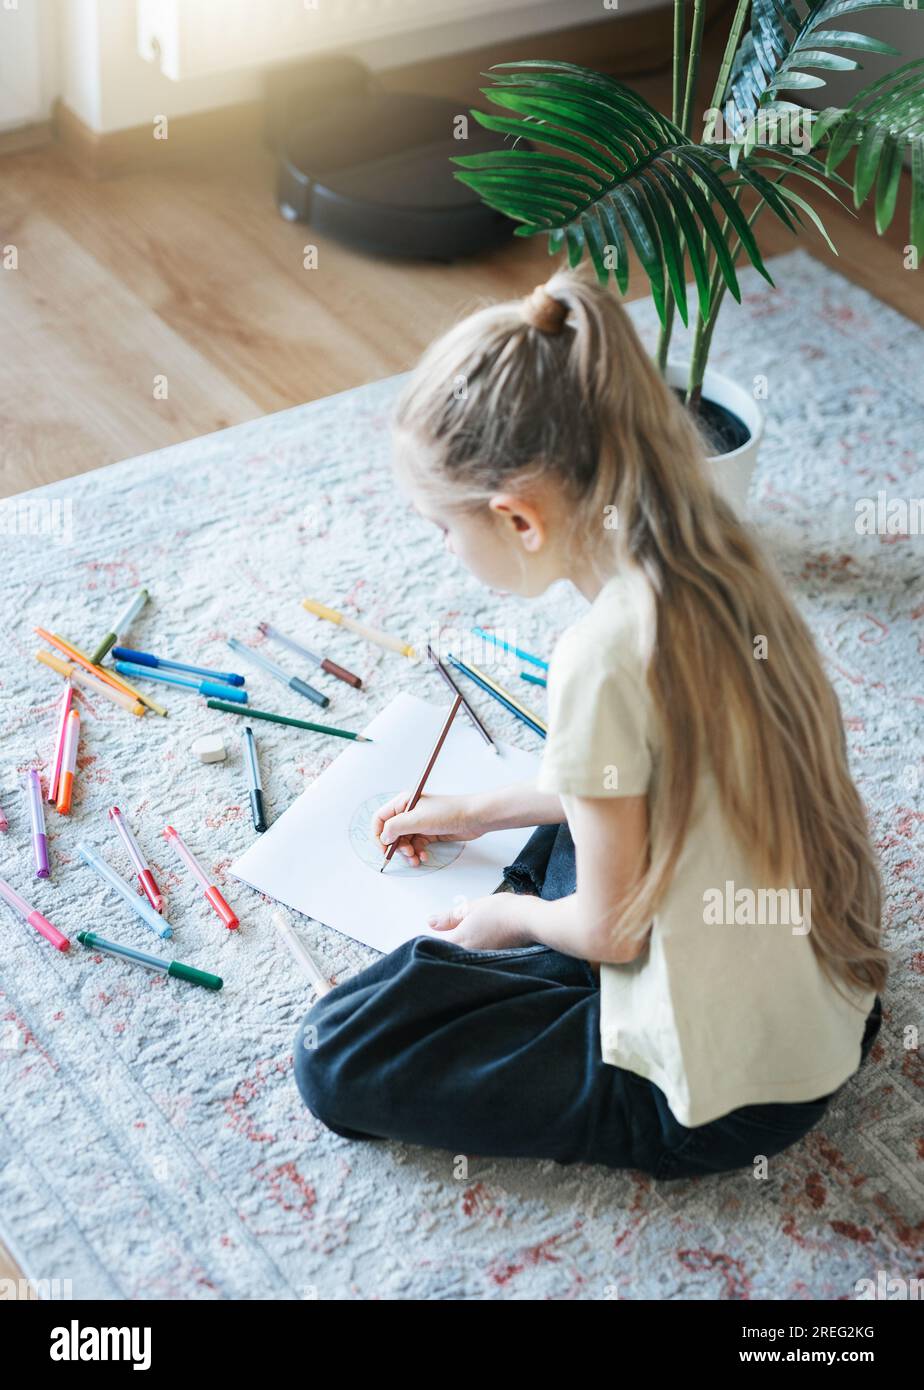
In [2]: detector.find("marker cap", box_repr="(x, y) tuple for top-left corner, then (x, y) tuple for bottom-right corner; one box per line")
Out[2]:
(303, 600), (341, 623)
(289, 676), (330, 709)
(28, 910), (69, 951)
(250, 789), (267, 833)
(201, 681), (248, 703)
(205, 885), (239, 930)
(139, 868), (163, 913)
(320, 657), (362, 689)
(167, 961), (223, 991)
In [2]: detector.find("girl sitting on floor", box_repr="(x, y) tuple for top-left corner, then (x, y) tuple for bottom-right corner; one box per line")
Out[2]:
(294, 268), (886, 1180)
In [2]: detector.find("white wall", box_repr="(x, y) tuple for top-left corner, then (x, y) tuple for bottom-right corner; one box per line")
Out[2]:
(19, 2), (924, 139)
(56, 0), (660, 136)
(0, 0), (59, 130)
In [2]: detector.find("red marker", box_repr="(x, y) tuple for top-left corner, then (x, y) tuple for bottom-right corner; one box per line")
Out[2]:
(163, 825), (239, 930)
(109, 806), (163, 913)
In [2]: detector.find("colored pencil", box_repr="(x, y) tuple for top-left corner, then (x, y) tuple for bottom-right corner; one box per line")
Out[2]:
(472, 627), (548, 671)
(206, 698), (371, 742)
(444, 653), (544, 739)
(426, 643), (497, 754)
(381, 694), (463, 872)
(447, 654), (547, 736)
(520, 671), (548, 688)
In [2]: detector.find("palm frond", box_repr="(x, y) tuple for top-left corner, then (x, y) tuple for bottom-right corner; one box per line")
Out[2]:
(722, 0), (906, 141)
(450, 61), (802, 327)
(809, 58), (924, 248)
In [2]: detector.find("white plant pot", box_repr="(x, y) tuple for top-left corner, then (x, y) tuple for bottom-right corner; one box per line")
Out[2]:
(664, 359), (764, 514)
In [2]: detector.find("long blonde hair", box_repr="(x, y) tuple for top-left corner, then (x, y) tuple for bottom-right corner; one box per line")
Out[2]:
(393, 266), (887, 999)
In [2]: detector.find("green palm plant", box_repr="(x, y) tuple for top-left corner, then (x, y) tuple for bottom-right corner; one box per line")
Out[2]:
(450, 1), (924, 421)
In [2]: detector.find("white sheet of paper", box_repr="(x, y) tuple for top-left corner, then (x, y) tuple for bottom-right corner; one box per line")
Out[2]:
(230, 692), (542, 954)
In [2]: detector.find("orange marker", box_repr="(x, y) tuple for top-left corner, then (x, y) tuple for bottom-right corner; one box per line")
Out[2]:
(56, 709), (81, 815)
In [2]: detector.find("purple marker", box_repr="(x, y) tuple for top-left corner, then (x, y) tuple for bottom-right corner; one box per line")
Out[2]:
(26, 770), (49, 878)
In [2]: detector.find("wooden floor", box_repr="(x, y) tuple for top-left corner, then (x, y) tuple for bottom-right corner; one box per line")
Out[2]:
(0, 19), (920, 1290)
(2, 25), (921, 501)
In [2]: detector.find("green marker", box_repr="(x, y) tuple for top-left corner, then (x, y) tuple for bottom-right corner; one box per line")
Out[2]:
(77, 931), (223, 991)
(89, 587), (149, 665)
(206, 698), (372, 742)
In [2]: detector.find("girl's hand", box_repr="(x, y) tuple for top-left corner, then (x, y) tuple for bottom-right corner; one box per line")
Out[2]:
(427, 893), (536, 951)
(373, 791), (496, 867)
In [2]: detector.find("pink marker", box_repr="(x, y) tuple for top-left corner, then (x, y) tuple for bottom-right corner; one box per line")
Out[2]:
(163, 825), (239, 930)
(109, 806), (163, 913)
(0, 874), (69, 951)
(48, 685), (74, 804)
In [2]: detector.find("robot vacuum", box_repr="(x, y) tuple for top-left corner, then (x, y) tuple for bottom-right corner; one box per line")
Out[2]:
(277, 87), (528, 262)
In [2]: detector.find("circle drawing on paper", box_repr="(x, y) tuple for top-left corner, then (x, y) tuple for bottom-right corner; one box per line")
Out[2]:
(349, 792), (465, 875)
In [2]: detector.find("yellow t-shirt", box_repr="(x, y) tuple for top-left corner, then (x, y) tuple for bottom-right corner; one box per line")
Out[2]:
(535, 566), (875, 1128)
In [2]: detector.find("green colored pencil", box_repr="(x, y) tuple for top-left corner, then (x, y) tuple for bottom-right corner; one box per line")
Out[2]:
(206, 698), (372, 742)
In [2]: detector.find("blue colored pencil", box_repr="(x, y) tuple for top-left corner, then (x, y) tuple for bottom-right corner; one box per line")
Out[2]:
(446, 655), (546, 739)
(471, 627), (549, 671)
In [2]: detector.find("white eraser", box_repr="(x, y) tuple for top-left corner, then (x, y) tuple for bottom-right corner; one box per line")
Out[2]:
(192, 733), (227, 764)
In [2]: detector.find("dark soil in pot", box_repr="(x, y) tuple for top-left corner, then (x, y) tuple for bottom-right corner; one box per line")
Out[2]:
(671, 388), (751, 457)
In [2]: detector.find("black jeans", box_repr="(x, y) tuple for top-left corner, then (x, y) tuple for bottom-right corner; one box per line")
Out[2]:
(294, 823), (882, 1179)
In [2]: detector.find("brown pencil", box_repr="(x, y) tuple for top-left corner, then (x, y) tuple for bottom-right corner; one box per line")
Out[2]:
(380, 693), (464, 872)
(426, 643), (497, 755)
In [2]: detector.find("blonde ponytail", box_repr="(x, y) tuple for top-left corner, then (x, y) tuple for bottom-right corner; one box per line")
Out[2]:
(393, 266), (887, 1000)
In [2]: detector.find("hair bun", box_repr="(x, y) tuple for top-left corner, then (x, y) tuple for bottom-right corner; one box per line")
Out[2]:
(522, 284), (568, 335)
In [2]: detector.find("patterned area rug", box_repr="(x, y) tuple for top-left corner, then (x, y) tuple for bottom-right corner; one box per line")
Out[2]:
(0, 249), (921, 1300)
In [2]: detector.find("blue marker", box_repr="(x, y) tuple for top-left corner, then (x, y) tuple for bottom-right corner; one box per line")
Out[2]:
(111, 648), (246, 687)
(78, 842), (174, 940)
(114, 661), (248, 704)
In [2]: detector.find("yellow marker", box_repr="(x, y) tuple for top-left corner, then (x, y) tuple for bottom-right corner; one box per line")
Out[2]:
(36, 650), (146, 717)
(302, 599), (416, 659)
